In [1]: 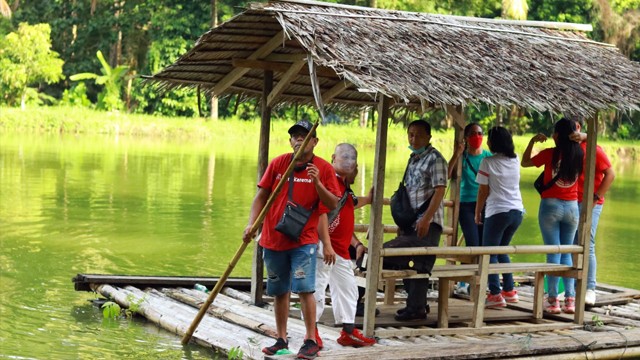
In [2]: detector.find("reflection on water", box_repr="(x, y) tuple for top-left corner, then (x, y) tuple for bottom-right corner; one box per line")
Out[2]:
(0, 133), (638, 359)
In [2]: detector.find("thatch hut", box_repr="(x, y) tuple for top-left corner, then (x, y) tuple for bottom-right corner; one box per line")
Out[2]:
(147, 0), (640, 338)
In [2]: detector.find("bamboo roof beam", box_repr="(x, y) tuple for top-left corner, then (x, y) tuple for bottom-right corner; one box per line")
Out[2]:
(322, 81), (351, 103)
(267, 58), (306, 106)
(263, 53), (307, 62)
(211, 30), (285, 96)
(232, 58), (338, 78)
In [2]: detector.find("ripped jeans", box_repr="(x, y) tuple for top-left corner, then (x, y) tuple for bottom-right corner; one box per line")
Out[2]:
(263, 244), (317, 296)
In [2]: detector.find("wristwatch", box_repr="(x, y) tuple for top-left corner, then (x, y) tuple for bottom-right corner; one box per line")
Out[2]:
(593, 193), (602, 202)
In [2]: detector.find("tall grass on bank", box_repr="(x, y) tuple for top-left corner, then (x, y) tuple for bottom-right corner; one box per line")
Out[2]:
(1, 106), (637, 162)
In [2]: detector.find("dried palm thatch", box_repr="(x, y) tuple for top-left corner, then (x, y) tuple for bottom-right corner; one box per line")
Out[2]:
(147, 0), (640, 117)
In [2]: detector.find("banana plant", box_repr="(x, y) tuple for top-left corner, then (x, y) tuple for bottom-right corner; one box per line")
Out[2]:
(70, 50), (129, 111)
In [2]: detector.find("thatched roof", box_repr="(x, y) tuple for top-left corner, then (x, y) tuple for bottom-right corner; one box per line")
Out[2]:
(148, 0), (640, 117)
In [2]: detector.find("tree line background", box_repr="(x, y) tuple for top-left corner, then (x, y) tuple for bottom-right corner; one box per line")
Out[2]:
(1, 0), (638, 139)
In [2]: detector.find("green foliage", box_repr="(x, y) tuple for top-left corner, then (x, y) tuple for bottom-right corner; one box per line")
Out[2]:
(124, 294), (145, 318)
(228, 346), (244, 360)
(101, 301), (122, 319)
(529, 0), (592, 24)
(591, 314), (604, 327)
(70, 50), (129, 111)
(0, 16), (12, 35)
(4, 0), (639, 138)
(0, 22), (64, 108)
(60, 83), (92, 108)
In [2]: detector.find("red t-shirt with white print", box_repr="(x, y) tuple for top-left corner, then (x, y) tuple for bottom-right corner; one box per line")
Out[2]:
(323, 177), (354, 260)
(257, 153), (340, 251)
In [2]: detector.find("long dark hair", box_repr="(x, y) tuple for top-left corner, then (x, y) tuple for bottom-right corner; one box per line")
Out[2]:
(487, 126), (516, 158)
(552, 118), (583, 182)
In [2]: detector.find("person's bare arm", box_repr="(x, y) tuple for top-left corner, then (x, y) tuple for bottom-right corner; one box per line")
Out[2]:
(350, 233), (366, 259)
(447, 141), (465, 179)
(318, 213), (336, 265)
(242, 187), (270, 243)
(354, 186), (373, 210)
(594, 167), (615, 204)
(475, 184), (490, 225)
(416, 186), (446, 238)
(307, 163), (338, 210)
(570, 131), (587, 143)
(522, 133), (547, 168)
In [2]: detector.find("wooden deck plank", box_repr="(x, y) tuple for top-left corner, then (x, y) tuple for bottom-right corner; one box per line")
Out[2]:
(314, 327), (640, 359)
(83, 277), (640, 359)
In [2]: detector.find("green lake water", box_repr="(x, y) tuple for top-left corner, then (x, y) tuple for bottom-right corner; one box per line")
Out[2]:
(1, 132), (638, 359)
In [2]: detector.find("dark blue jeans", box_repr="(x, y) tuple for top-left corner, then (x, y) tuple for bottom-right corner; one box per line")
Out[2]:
(460, 202), (483, 247)
(483, 210), (523, 295)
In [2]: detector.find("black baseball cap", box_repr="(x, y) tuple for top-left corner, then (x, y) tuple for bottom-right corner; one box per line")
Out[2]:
(288, 119), (316, 137)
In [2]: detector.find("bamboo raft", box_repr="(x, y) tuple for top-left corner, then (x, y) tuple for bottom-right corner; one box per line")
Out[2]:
(73, 274), (640, 359)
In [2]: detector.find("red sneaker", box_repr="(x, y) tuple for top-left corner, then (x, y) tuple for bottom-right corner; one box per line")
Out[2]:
(314, 326), (323, 349)
(501, 290), (519, 303)
(337, 328), (376, 347)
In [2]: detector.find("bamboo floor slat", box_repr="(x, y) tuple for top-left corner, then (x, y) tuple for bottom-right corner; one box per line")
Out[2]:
(91, 280), (640, 359)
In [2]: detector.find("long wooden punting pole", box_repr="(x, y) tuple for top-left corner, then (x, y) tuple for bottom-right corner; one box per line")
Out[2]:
(181, 121), (320, 345)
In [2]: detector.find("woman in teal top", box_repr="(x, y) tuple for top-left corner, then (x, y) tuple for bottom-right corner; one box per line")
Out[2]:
(448, 123), (492, 248)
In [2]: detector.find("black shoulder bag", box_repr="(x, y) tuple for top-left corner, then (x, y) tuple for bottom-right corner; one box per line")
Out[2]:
(533, 171), (560, 195)
(275, 171), (317, 241)
(390, 158), (431, 231)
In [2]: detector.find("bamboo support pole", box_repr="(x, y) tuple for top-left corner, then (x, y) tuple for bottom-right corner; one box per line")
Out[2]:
(181, 121), (320, 345)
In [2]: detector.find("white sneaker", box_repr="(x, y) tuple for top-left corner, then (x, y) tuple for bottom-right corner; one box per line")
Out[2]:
(454, 283), (469, 296)
(585, 289), (596, 306)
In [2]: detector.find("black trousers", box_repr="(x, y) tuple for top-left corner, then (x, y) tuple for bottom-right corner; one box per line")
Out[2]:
(383, 223), (442, 313)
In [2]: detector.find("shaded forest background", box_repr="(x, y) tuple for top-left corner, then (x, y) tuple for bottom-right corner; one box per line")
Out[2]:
(1, 0), (639, 138)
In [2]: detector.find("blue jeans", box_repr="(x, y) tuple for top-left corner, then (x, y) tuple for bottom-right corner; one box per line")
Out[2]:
(459, 202), (483, 247)
(483, 210), (523, 295)
(574, 203), (603, 290)
(263, 244), (317, 296)
(539, 198), (579, 298)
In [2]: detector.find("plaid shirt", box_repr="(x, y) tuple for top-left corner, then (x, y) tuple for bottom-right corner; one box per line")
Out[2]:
(403, 145), (448, 228)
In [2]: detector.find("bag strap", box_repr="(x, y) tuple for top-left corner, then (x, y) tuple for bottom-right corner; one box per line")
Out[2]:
(540, 172), (561, 192)
(464, 154), (478, 176)
(400, 157), (411, 185)
(403, 151), (435, 217)
(416, 191), (434, 217)
(327, 183), (354, 223)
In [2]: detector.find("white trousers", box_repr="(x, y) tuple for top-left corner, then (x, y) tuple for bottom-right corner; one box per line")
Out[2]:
(315, 242), (358, 324)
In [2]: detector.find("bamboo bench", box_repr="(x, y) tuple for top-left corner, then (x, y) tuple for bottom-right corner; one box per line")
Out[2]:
(376, 245), (583, 329)
(353, 198), (586, 334)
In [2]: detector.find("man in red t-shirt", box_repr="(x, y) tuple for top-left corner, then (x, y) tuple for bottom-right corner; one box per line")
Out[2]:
(313, 143), (375, 348)
(570, 119), (615, 306)
(243, 120), (340, 358)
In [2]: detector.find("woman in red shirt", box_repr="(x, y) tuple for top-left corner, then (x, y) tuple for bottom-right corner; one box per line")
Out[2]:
(521, 118), (583, 315)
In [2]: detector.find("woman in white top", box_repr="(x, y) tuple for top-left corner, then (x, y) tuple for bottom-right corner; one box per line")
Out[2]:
(475, 126), (524, 308)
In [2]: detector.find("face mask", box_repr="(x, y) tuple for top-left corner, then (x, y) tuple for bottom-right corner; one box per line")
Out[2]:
(467, 134), (483, 149)
(408, 145), (426, 154)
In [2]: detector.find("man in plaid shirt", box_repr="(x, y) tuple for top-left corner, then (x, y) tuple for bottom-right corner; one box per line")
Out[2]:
(384, 119), (448, 321)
